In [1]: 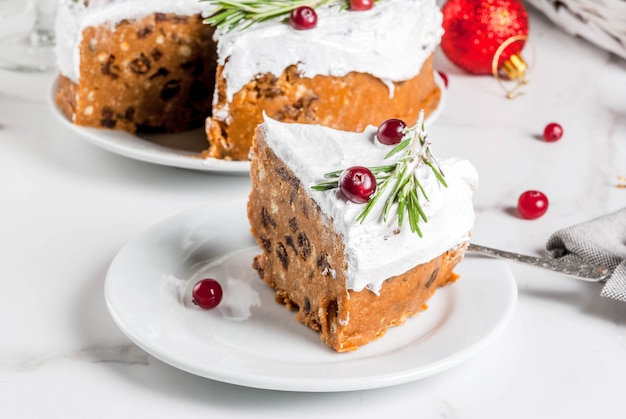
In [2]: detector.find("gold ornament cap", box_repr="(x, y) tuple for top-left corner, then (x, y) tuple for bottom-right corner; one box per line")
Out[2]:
(492, 35), (534, 99)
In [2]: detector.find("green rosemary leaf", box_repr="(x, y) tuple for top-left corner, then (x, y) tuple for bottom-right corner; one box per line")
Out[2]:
(413, 189), (427, 223)
(382, 165), (406, 221)
(356, 176), (390, 223)
(321, 164), (395, 180)
(423, 159), (448, 187)
(397, 198), (405, 228)
(406, 191), (418, 232)
(323, 169), (344, 179)
(369, 165), (396, 175)
(384, 137), (411, 159)
(416, 178), (428, 202)
(408, 190), (424, 236)
(310, 181), (339, 191)
(375, 174), (392, 183)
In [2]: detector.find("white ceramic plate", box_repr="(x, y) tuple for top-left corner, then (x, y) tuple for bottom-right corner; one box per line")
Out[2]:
(50, 74), (446, 173)
(105, 198), (517, 392)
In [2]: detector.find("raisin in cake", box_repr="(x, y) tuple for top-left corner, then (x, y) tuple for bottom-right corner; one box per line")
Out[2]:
(55, 0), (444, 160)
(247, 116), (478, 352)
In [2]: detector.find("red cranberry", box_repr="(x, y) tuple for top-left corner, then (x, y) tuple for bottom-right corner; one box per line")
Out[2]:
(192, 278), (223, 309)
(543, 123), (563, 142)
(437, 70), (449, 87)
(517, 190), (549, 219)
(290, 6), (317, 30)
(376, 118), (407, 145)
(350, 0), (375, 11)
(339, 166), (377, 203)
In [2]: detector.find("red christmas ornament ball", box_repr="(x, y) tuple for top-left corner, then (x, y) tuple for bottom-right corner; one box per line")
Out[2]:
(441, 0), (529, 75)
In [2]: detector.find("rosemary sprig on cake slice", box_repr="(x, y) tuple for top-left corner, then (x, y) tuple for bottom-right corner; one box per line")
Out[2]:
(202, 0), (336, 32)
(311, 111), (447, 237)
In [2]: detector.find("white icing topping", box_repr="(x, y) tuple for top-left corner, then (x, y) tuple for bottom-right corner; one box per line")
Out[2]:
(216, 0), (443, 102)
(256, 116), (478, 294)
(55, 0), (443, 101)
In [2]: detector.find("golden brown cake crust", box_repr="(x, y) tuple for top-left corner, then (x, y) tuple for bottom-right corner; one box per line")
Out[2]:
(248, 129), (465, 352)
(206, 55), (441, 161)
(55, 13), (217, 133)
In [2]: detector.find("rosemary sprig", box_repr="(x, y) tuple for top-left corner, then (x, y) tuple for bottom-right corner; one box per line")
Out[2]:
(312, 111), (447, 236)
(201, 0), (337, 32)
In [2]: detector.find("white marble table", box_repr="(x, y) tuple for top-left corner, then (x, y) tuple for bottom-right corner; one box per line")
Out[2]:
(1, 8), (625, 418)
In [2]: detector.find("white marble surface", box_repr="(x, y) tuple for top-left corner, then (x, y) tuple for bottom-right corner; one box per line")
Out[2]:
(1, 7), (626, 418)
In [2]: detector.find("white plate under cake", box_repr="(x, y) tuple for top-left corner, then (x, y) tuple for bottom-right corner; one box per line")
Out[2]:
(105, 199), (518, 391)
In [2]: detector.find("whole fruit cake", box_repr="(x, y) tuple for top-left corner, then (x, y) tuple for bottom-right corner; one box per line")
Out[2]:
(247, 114), (479, 352)
(55, 0), (444, 160)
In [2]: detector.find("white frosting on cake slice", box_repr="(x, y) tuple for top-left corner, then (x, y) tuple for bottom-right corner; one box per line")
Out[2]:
(256, 115), (479, 294)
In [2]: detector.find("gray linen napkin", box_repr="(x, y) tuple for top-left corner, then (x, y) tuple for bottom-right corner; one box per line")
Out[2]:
(546, 208), (626, 302)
